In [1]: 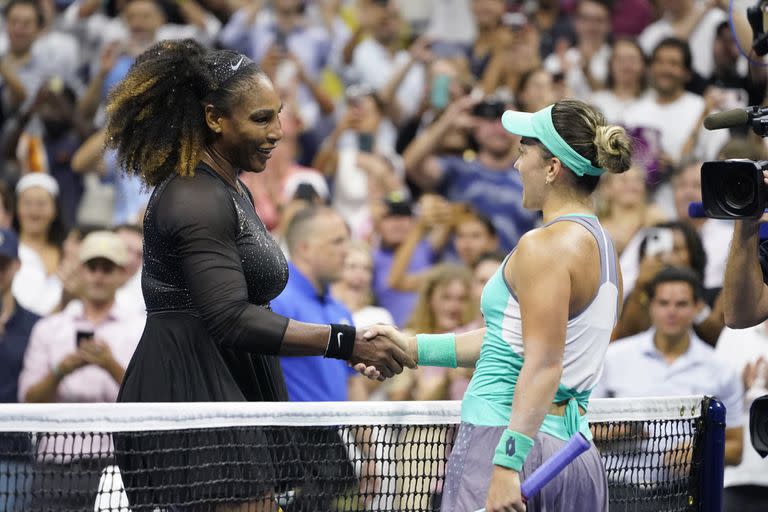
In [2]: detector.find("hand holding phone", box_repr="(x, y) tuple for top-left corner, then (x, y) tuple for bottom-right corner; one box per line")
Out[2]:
(76, 330), (95, 347)
(644, 228), (674, 259)
(274, 30), (288, 52)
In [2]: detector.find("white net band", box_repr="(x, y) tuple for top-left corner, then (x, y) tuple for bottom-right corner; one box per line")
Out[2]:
(0, 395), (704, 432)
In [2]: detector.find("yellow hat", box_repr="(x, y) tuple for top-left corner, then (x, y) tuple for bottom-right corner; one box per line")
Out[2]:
(79, 231), (128, 266)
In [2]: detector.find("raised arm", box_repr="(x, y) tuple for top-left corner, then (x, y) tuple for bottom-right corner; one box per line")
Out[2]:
(387, 195), (453, 291)
(71, 128), (107, 174)
(378, 37), (432, 126)
(723, 218), (768, 327)
(402, 95), (476, 190)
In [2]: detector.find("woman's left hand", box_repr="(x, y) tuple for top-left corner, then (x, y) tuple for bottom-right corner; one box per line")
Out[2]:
(485, 466), (525, 512)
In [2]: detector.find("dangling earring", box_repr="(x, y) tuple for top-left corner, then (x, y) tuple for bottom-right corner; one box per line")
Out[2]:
(545, 176), (553, 185)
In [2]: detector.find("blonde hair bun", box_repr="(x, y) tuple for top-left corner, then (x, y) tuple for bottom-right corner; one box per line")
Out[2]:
(594, 125), (633, 174)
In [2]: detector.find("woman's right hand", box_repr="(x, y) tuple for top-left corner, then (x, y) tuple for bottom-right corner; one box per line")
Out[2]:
(353, 325), (417, 380)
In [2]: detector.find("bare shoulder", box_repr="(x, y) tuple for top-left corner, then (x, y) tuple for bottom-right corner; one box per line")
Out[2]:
(522, 221), (598, 258)
(508, 226), (574, 277)
(512, 228), (554, 263)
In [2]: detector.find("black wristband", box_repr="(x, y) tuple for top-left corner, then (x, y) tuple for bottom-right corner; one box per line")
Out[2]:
(325, 323), (356, 360)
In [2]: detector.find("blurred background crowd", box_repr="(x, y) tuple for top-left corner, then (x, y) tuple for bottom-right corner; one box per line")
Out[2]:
(0, 0), (767, 503)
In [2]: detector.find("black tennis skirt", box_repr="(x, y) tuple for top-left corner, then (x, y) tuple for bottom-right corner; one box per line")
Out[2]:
(114, 312), (299, 511)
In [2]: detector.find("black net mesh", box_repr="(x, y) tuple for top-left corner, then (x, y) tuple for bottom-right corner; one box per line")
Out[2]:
(0, 404), (707, 512)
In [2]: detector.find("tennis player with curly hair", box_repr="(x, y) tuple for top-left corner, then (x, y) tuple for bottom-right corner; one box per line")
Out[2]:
(108, 39), (414, 511)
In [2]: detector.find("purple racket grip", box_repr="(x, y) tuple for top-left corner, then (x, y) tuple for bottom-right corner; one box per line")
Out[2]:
(474, 433), (591, 511)
(521, 432), (590, 499)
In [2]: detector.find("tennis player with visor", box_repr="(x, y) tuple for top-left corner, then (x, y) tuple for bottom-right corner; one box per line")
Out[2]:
(363, 98), (631, 511)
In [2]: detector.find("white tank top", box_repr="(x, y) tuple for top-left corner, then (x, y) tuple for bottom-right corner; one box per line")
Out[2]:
(462, 214), (620, 440)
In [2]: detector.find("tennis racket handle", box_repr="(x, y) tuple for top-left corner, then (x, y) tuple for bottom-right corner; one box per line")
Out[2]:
(521, 432), (590, 498)
(474, 432), (591, 512)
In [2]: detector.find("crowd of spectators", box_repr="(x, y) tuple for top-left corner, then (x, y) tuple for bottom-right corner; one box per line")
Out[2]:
(0, 0), (767, 506)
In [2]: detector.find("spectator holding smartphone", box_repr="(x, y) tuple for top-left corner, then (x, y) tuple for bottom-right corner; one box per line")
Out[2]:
(403, 95), (537, 251)
(704, 21), (767, 138)
(611, 221), (724, 346)
(313, 86), (402, 238)
(543, 0), (613, 100)
(218, 0), (335, 162)
(16, 230), (144, 510)
(18, 230), (143, 405)
(597, 163), (667, 300)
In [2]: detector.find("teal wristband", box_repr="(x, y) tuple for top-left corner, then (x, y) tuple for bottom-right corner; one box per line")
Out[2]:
(492, 429), (535, 472)
(416, 333), (457, 368)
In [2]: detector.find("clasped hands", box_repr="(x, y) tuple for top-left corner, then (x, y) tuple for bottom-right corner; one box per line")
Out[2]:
(349, 325), (417, 380)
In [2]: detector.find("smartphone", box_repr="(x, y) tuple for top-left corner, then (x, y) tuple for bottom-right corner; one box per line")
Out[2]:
(645, 228), (674, 258)
(472, 100), (506, 120)
(430, 74), (451, 110)
(429, 41), (466, 59)
(274, 30), (288, 52)
(502, 12), (527, 31)
(357, 133), (375, 153)
(293, 183), (319, 202)
(76, 330), (94, 347)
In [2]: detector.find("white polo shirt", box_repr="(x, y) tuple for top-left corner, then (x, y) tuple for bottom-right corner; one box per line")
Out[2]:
(715, 324), (768, 488)
(593, 328), (744, 429)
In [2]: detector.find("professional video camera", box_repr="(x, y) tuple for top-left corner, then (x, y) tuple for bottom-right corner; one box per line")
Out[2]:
(700, 1), (768, 218)
(753, 395), (768, 459)
(702, 104), (768, 218)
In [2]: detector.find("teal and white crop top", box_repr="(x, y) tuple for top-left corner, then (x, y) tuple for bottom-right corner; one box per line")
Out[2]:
(461, 214), (620, 441)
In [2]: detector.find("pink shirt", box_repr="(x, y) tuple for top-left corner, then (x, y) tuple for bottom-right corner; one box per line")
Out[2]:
(18, 300), (145, 404)
(17, 301), (144, 460)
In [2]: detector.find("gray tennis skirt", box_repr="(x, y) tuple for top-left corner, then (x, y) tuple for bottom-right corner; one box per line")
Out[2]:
(441, 422), (608, 512)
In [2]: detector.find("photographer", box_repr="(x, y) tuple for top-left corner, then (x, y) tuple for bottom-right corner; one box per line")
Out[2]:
(723, 199), (768, 328)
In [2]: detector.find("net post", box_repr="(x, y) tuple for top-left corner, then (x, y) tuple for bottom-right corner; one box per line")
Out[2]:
(699, 396), (726, 512)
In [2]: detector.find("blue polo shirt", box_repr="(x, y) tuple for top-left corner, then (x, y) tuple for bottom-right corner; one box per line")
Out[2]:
(0, 303), (40, 403)
(273, 263), (355, 402)
(437, 155), (538, 251)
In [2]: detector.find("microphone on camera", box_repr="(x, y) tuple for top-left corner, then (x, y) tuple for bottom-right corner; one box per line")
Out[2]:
(704, 106), (768, 130)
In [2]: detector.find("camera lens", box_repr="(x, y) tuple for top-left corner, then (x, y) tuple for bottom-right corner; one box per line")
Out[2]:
(750, 395), (768, 458)
(724, 169), (757, 210)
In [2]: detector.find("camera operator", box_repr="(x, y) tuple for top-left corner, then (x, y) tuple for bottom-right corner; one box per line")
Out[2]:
(723, 187), (768, 328)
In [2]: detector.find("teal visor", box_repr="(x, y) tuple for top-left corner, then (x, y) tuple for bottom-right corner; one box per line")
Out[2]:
(501, 105), (604, 177)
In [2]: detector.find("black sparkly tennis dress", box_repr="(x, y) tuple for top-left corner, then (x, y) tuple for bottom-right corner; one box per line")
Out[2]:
(115, 163), (294, 509)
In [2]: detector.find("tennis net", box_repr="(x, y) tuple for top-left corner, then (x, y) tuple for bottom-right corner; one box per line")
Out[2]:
(0, 395), (724, 511)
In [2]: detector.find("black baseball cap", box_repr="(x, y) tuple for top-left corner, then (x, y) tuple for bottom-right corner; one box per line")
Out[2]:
(383, 193), (413, 217)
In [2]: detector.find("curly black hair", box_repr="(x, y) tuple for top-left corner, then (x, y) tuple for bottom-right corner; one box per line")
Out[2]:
(105, 39), (263, 186)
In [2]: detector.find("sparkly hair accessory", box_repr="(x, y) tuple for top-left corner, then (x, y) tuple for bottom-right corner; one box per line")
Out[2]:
(206, 50), (255, 88)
